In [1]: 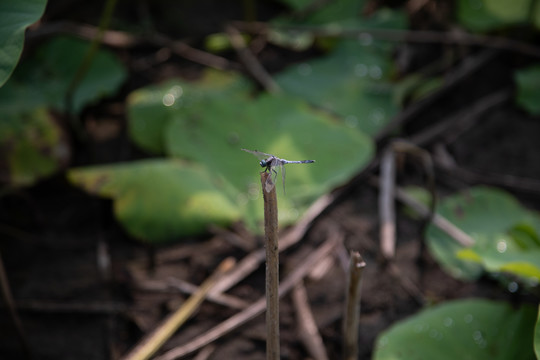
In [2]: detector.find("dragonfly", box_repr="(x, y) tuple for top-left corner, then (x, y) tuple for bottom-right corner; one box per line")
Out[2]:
(242, 148), (315, 193)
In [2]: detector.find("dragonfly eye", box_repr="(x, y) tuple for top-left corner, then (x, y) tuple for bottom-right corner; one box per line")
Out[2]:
(259, 160), (267, 167)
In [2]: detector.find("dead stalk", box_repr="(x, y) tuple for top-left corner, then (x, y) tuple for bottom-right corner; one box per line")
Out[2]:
(379, 148), (396, 259)
(343, 251), (366, 360)
(261, 171), (280, 360)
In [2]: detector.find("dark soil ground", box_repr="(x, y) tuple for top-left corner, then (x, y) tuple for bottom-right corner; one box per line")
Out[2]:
(1, 1), (540, 359)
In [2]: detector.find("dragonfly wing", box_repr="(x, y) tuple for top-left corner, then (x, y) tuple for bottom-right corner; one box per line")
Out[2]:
(241, 148), (274, 161)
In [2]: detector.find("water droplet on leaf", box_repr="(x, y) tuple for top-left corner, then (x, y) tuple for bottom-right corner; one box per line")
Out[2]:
(496, 240), (507, 253)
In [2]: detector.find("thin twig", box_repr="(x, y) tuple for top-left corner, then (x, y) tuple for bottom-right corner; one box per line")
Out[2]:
(292, 282), (329, 360)
(120, 258), (235, 360)
(192, 345), (216, 360)
(379, 148), (396, 259)
(154, 232), (342, 360)
(151, 33), (238, 71)
(136, 278), (249, 309)
(342, 251), (366, 360)
(261, 171), (280, 360)
(27, 21), (238, 71)
(434, 151), (540, 196)
(235, 21), (540, 58)
(225, 25), (281, 93)
(409, 89), (512, 147)
(387, 262), (425, 305)
(369, 177), (474, 247)
(208, 224), (255, 252)
(390, 140), (437, 218)
(394, 186), (474, 247)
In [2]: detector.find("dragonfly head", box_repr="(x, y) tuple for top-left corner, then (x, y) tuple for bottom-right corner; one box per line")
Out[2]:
(259, 160), (268, 168)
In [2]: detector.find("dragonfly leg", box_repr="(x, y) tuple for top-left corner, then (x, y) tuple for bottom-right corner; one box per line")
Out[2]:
(272, 168), (279, 186)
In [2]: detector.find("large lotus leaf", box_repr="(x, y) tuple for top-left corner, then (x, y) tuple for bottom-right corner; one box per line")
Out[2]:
(425, 186), (539, 281)
(270, 7), (407, 137)
(0, 108), (69, 186)
(123, 77), (373, 235)
(457, 0), (540, 32)
(515, 65), (540, 115)
(165, 92), (373, 229)
(127, 70), (253, 154)
(0, 0), (47, 87)
(67, 160), (241, 242)
(374, 299), (537, 360)
(0, 36), (127, 115)
(274, 38), (398, 136)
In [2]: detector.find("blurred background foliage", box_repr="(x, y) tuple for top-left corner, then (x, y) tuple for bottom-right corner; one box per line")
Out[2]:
(1, 0), (540, 269)
(3, 0), (540, 241)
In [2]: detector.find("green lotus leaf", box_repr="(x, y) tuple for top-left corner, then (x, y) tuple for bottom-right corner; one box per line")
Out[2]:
(127, 70), (252, 154)
(274, 38), (398, 136)
(374, 299), (537, 360)
(425, 186), (540, 281)
(0, 108), (69, 186)
(0, 36), (127, 115)
(68, 159), (241, 242)
(162, 91), (373, 229)
(0, 0), (47, 87)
